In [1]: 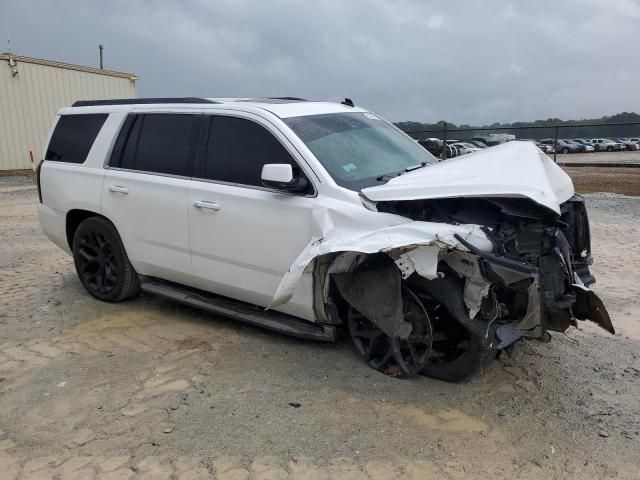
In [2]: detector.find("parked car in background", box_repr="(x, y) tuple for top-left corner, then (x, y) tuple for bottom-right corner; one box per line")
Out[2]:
(565, 139), (594, 153)
(539, 139), (579, 154)
(616, 138), (640, 151)
(471, 137), (490, 147)
(451, 142), (482, 155)
(468, 140), (488, 149)
(418, 138), (457, 158)
(469, 134), (515, 147)
(485, 133), (516, 145)
(628, 137), (640, 144)
(532, 141), (555, 154)
(591, 138), (625, 152)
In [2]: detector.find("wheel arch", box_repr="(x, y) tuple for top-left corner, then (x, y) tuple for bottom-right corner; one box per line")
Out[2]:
(66, 209), (113, 250)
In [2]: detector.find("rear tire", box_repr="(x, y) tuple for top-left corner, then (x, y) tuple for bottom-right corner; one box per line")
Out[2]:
(72, 216), (140, 302)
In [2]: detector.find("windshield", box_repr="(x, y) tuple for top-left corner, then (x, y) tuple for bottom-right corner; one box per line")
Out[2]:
(284, 112), (436, 190)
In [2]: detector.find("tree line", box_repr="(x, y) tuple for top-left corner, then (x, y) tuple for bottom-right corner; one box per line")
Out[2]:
(396, 112), (640, 140)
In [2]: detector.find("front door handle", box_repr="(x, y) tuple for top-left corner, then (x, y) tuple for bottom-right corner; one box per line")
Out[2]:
(108, 186), (129, 194)
(193, 200), (221, 211)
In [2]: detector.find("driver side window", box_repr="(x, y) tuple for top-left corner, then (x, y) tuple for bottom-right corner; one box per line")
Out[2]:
(201, 115), (310, 192)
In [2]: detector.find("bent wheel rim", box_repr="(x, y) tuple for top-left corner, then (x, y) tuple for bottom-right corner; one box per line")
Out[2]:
(348, 286), (433, 377)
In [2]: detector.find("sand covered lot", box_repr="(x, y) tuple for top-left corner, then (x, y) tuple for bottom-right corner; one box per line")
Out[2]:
(1, 177), (639, 479)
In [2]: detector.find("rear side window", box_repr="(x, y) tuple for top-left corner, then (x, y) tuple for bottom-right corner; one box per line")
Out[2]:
(202, 116), (299, 186)
(112, 114), (197, 176)
(45, 114), (107, 163)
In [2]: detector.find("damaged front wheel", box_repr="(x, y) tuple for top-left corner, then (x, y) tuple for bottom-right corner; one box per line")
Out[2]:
(348, 287), (432, 378)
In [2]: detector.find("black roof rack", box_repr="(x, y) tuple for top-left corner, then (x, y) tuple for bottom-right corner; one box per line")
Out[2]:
(267, 97), (308, 101)
(72, 97), (219, 107)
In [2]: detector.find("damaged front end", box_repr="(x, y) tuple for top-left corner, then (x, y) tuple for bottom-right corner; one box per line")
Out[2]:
(379, 194), (613, 346)
(320, 194), (612, 380)
(270, 142), (612, 381)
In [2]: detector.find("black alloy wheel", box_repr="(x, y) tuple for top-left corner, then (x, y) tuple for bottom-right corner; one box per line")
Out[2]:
(72, 216), (139, 302)
(76, 230), (118, 296)
(348, 286), (433, 378)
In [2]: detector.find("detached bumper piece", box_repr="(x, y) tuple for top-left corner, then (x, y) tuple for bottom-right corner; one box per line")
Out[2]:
(571, 284), (615, 334)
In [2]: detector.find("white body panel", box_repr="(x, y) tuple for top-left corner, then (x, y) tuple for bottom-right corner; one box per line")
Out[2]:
(187, 180), (316, 320)
(101, 169), (193, 285)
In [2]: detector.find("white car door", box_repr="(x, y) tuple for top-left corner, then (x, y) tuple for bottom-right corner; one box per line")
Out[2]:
(187, 113), (316, 320)
(101, 112), (199, 285)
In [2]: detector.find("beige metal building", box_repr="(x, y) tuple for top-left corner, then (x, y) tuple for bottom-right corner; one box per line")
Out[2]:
(0, 53), (137, 171)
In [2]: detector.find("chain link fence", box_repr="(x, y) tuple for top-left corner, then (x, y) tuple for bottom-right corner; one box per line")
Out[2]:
(401, 122), (640, 166)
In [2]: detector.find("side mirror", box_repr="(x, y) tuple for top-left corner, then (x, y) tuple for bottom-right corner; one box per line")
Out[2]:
(261, 164), (309, 193)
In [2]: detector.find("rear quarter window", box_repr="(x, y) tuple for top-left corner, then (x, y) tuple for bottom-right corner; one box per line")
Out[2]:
(45, 114), (108, 163)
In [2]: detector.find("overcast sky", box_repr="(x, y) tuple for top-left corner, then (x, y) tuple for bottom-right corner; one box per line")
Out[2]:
(2, 0), (639, 124)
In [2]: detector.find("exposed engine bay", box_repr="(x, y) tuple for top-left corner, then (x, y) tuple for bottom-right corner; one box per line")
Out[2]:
(317, 195), (613, 380)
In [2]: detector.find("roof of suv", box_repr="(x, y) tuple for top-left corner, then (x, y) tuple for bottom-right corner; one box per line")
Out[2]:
(210, 98), (367, 118)
(68, 97), (367, 119)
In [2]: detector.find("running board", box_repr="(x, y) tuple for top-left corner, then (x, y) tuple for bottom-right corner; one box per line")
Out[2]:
(140, 279), (336, 342)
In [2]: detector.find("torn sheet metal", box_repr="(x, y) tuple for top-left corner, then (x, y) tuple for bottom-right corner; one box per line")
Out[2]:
(393, 245), (441, 280)
(443, 252), (493, 319)
(268, 205), (493, 309)
(393, 248), (492, 318)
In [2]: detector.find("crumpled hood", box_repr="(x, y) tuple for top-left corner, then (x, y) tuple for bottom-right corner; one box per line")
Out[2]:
(361, 141), (575, 215)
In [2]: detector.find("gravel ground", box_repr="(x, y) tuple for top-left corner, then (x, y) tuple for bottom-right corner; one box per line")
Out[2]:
(1, 177), (639, 479)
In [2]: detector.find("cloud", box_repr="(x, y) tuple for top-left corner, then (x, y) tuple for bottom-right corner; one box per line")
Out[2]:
(425, 14), (444, 30)
(1, 0), (638, 124)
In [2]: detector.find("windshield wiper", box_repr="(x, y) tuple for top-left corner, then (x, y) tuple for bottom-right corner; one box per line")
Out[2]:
(376, 172), (403, 182)
(404, 161), (429, 172)
(376, 162), (430, 183)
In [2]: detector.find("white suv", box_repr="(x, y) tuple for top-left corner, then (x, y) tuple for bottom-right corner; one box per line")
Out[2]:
(590, 138), (624, 151)
(37, 97), (613, 381)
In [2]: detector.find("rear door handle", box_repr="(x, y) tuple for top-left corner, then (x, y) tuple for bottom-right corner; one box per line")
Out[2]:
(108, 186), (129, 194)
(193, 200), (221, 211)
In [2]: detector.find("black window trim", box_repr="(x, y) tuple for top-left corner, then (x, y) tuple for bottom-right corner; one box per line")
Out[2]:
(192, 113), (317, 198)
(106, 112), (200, 180)
(104, 111), (318, 196)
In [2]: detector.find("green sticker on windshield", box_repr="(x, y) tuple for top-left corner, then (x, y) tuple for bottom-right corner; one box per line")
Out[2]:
(342, 163), (357, 172)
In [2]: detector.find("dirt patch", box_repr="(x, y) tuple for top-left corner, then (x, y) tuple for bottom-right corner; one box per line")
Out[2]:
(379, 406), (490, 433)
(563, 166), (640, 196)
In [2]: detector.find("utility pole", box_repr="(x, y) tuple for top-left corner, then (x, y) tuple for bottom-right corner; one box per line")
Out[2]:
(99, 44), (104, 69)
(553, 124), (559, 163)
(442, 122), (448, 160)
